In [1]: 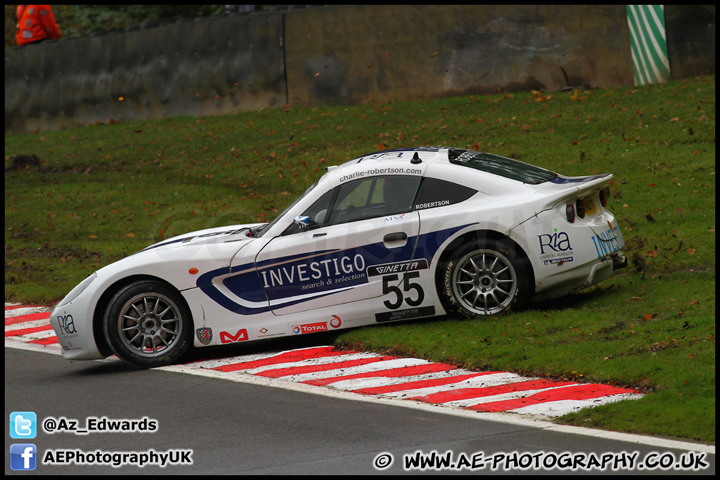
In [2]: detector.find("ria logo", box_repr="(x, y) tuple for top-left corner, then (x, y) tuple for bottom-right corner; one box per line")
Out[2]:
(57, 314), (77, 335)
(219, 329), (249, 344)
(538, 229), (572, 254)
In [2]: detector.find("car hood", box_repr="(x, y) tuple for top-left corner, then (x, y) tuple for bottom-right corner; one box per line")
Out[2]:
(136, 223), (266, 254)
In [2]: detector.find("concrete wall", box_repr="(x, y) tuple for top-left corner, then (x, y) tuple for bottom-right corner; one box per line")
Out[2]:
(666, 5), (716, 79)
(4, 5), (715, 135)
(5, 12), (286, 134)
(285, 5), (633, 106)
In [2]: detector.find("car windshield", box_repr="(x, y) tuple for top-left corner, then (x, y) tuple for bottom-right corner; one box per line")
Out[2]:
(448, 149), (558, 184)
(253, 181), (318, 238)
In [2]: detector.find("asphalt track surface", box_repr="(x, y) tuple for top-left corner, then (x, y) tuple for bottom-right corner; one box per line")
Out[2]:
(5, 307), (715, 474)
(4, 305), (647, 419)
(4, 347), (715, 475)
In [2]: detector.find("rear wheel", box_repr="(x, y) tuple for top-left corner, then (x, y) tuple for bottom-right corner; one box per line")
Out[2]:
(103, 281), (193, 368)
(441, 239), (531, 318)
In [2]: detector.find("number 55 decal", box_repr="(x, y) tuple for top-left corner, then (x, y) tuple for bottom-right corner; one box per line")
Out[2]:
(382, 272), (425, 309)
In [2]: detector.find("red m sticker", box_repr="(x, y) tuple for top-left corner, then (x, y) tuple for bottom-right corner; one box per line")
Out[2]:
(220, 329), (249, 344)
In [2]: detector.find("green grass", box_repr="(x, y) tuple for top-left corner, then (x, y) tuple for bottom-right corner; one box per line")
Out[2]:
(5, 75), (715, 443)
(337, 270), (715, 441)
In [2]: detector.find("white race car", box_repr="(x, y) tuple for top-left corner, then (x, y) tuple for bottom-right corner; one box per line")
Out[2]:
(50, 147), (626, 367)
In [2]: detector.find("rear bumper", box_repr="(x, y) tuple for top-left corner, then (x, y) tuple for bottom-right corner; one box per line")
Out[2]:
(531, 252), (624, 302)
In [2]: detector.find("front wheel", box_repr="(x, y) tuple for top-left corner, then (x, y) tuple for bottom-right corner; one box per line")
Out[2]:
(440, 239), (531, 318)
(103, 281), (193, 368)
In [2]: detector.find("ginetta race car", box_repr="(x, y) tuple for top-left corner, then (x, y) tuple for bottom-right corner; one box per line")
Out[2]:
(50, 147), (626, 367)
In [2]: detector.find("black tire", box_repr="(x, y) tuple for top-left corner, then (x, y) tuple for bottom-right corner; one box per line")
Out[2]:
(103, 280), (193, 368)
(440, 239), (531, 318)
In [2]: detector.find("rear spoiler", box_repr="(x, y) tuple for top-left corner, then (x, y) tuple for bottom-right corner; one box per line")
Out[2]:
(510, 173), (615, 232)
(527, 173), (613, 214)
(550, 173), (611, 186)
(552, 173), (612, 197)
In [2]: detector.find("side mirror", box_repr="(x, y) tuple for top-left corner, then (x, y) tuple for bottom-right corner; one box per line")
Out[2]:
(293, 215), (311, 229)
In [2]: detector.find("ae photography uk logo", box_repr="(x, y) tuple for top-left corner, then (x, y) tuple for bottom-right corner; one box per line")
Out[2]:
(7, 411), (194, 470)
(373, 449), (710, 472)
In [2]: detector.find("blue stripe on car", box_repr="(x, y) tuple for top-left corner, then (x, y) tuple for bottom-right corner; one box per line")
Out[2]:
(197, 223), (472, 314)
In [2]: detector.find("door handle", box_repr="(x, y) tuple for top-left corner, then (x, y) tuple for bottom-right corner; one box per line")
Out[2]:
(384, 232), (408, 242)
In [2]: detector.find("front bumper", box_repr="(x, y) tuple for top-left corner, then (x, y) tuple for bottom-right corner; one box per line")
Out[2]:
(49, 302), (105, 361)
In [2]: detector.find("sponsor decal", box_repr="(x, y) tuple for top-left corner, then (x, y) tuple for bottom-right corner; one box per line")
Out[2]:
(219, 329), (249, 344)
(367, 259), (428, 277)
(339, 171), (366, 183)
(452, 150), (476, 163)
(538, 229), (572, 254)
(195, 327), (213, 345)
(363, 151), (408, 161)
(544, 256), (574, 265)
(591, 225), (625, 258)
(538, 229), (574, 265)
(255, 326), (286, 339)
(56, 313), (77, 336)
(415, 200), (450, 210)
(356, 147), (440, 164)
(329, 315), (342, 328)
(259, 253), (367, 294)
(199, 224), (472, 315)
(384, 213), (407, 223)
(291, 322), (328, 335)
(339, 166), (422, 183)
(376, 306), (435, 323)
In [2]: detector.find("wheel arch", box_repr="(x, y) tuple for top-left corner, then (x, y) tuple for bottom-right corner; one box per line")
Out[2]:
(433, 229), (536, 293)
(92, 274), (194, 358)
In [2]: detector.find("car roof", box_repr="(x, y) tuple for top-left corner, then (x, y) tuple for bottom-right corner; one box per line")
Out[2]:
(324, 146), (562, 193)
(338, 146), (448, 168)
(323, 147), (446, 187)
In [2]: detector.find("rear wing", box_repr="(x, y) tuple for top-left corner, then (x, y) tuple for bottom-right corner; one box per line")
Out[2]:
(530, 173), (613, 213)
(550, 173), (612, 194)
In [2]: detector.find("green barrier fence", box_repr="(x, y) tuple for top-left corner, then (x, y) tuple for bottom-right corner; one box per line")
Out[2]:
(626, 5), (671, 85)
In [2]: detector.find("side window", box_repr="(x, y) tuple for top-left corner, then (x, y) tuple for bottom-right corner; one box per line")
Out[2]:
(336, 179), (372, 211)
(304, 189), (335, 225)
(282, 175), (424, 235)
(281, 189), (335, 236)
(378, 176), (420, 214)
(412, 177), (477, 211)
(329, 175), (421, 225)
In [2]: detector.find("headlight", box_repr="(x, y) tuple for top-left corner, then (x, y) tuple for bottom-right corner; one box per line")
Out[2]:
(56, 272), (97, 308)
